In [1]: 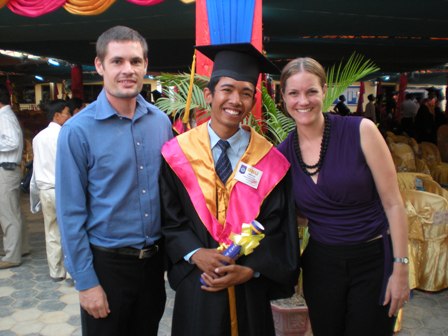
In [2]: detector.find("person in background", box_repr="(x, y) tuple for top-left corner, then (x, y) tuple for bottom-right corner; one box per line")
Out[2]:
(414, 97), (437, 143)
(56, 26), (172, 336)
(399, 93), (418, 137)
(364, 94), (377, 123)
(277, 57), (409, 336)
(0, 84), (30, 269)
(333, 94), (351, 116)
(67, 97), (85, 115)
(30, 99), (72, 282)
(160, 43), (300, 336)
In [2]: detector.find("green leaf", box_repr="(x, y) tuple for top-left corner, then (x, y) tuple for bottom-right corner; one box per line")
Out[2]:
(323, 52), (380, 111)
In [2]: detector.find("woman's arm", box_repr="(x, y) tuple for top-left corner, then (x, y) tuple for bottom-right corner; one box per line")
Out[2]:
(360, 118), (410, 317)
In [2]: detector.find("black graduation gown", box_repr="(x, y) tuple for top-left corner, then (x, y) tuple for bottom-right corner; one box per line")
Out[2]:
(160, 160), (300, 336)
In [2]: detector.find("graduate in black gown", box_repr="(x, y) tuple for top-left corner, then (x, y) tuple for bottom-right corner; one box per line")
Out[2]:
(159, 43), (300, 336)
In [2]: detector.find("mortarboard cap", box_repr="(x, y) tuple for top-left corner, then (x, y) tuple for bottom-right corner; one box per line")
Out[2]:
(195, 43), (279, 86)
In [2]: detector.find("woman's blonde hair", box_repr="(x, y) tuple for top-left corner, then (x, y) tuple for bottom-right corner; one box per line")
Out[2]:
(280, 57), (326, 93)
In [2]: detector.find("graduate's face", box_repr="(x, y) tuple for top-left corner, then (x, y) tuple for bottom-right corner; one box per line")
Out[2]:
(204, 77), (256, 139)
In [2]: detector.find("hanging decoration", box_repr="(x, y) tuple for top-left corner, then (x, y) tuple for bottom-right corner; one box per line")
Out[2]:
(7, 0), (66, 17)
(64, 0), (116, 15)
(0, 0), (9, 9)
(0, 0), (164, 17)
(206, 0), (255, 44)
(71, 64), (84, 100)
(126, 0), (164, 5)
(356, 81), (365, 114)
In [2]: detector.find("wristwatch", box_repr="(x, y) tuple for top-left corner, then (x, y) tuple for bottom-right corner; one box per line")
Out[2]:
(393, 257), (409, 264)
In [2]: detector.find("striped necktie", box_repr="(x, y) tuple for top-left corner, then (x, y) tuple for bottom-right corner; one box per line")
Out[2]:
(216, 140), (232, 183)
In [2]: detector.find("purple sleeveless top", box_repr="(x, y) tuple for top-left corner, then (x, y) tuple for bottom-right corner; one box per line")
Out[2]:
(278, 114), (388, 245)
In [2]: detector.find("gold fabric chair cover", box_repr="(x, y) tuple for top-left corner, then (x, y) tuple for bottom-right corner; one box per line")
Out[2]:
(388, 142), (430, 174)
(402, 190), (448, 291)
(386, 133), (420, 155)
(397, 172), (448, 199)
(419, 142), (448, 186)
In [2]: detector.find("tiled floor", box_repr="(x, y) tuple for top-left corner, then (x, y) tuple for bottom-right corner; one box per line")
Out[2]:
(0, 193), (447, 335)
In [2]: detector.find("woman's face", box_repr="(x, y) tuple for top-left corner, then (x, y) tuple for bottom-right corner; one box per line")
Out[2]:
(282, 71), (326, 126)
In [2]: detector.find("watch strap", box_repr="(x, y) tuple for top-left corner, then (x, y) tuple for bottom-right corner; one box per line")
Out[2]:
(393, 257), (409, 264)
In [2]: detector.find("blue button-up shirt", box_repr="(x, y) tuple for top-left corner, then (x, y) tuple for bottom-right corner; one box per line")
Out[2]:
(56, 90), (172, 290)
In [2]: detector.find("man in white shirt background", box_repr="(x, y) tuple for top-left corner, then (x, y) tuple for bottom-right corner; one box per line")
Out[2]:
(30, 99), (72, 281)
(0, 84), (29, 269)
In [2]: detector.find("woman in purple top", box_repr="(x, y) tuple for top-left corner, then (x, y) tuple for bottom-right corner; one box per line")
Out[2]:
(277, 58), (410, 336)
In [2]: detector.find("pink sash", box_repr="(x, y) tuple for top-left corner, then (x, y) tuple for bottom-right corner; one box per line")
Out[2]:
(162, 137), (290, 245)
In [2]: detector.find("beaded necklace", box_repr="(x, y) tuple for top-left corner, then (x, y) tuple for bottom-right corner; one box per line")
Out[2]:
(293, 113), (331, 176)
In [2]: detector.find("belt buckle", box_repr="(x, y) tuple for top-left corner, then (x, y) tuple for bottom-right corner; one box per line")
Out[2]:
(138, 245), (159, 259)
(139, 248), (149, 259)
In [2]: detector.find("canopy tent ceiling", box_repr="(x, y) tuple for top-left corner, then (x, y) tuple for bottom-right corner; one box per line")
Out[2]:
(1, 0), (448, 84)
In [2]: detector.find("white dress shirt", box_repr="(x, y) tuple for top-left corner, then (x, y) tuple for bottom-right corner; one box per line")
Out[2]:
(30, 122), (61, 212)
(0, 104), (23, 164)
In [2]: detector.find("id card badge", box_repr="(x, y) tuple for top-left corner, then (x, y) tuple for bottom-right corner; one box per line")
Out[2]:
(234, 162), (263, 189)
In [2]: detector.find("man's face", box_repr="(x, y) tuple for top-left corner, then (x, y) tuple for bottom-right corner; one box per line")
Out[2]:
(95, 41), (148, 102)
(54, 106), (71, 126)
(204, 77), (256, 139)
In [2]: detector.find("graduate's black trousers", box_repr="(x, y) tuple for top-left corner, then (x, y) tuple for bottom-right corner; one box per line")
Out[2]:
(80, 245), (166, 336)
(302, 237), (396, 336)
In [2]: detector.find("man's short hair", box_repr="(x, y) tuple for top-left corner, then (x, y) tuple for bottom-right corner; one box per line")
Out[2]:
(67, 97), (84, 114)
(46, 99), (69, 121)
(96, 26), (148, 63)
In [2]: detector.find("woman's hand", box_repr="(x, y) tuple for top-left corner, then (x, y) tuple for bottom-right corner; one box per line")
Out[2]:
(383, 263), (410, 317)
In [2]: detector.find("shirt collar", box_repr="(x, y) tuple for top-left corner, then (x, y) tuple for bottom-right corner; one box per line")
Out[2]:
(0, 104), (10, 114)
(94, 89), (150, 120)
(208, 121), (244, 152)
(48, 121), (62, 129)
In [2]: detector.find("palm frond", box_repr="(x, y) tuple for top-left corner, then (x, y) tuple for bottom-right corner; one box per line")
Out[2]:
(323, 52), (379, 111)
(155, 72), (210, 120)
(261, 86), (295, 145)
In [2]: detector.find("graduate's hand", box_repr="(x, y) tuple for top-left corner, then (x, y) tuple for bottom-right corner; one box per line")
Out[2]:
(191, 248), (234, 279)
(79, 285), (111, 319)
(200, 264), (254, 292)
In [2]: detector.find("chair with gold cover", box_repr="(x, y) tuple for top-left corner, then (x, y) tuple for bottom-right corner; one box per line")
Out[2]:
(419, 142), (448, 187)
(386, 132), (420, 154)
(401, 189), (448, 291)
(397, 172), (448, 199)
(388, 141), (430, 174)
(437, 124), (448, 163)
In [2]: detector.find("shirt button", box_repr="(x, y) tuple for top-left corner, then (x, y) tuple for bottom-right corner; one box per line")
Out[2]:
(139, 165), (144, 170)
(136, 142), (141, 146)
(144, 213), (149, 217)
(142, 189), (146, 194)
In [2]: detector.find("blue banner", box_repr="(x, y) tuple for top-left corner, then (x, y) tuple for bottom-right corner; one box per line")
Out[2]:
(207, 0), (255, 44)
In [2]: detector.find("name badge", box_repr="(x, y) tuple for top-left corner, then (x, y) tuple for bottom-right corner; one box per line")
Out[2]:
(235, 162), (263, 189)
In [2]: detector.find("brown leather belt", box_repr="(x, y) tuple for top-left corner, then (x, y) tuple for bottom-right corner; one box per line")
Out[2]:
(91, 244), (159, 259)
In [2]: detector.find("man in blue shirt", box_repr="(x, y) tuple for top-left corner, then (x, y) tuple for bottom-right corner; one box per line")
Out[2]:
(56, 26), (172, 336)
